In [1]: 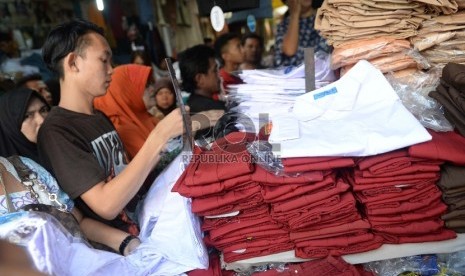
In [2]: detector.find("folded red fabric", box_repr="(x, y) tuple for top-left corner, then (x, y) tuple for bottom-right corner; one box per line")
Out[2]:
(270, 194), (343, 223)
(357, 149), (408, 170)
(366, 186), (442, 216)
(207, 229), (289, 249)
(286, 193), (359, 230)
(361, 163), (440, 178)
(295, 235), (383, 258)
(223, 242), (294, 263)
(367, 201), (448, 225)
(192, 184), (263, 215)
(252, 165), (325, 185)
(272, 181), (350, 213)
(356, 181), (437, 204)
(295, 232), (375, 248)
(249, 255), (371, 276)
(408, 130), (465, 165)
(261, 173), (336, 203)
(289, 219), (371, 242)
(282, 157), (355, 173)
(377, 228), (456, 244)
(184, 148), (255, 186)
(177, 174), (253, 198)
(202, 205), (270, 231)
(354, 170), (439, 185)
(372, 219), (444, 235)
(208, 215), (281, 241)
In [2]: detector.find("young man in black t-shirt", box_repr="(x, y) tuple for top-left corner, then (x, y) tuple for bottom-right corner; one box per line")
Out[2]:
(38, 20), (184, 236)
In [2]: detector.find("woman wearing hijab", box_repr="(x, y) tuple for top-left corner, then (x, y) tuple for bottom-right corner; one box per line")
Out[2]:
(94, 64), (159, 160)
(148, 77), (177, 120)
(0, 87), (50, 163)
(0, 87), (141, 256)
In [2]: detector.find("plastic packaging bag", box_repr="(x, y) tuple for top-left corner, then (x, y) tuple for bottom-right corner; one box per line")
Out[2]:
(138, 154), (208, 274)
(385, 67), (454, 132)
(363, 255), (440, 276)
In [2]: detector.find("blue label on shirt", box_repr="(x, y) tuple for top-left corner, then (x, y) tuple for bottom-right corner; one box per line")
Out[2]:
(313, 87), (337, 100)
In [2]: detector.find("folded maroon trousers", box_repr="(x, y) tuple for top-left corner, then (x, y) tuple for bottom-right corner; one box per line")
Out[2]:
(272, 181), (350, 213)
(282, 156), (355, 173)
(365, 185), (443, 215)
(377, 228), (456, 244)
(201, 205), (270, 231)
(176, 174), (253, 198)
(184, 148), (255, 186)
(361, 163), (440, 178)
(357, 149), (408, 170)
(252, 165), (326, 185)
(295, 235), (384, 258)
(367, 201), (448, 226)
(355, 180), (438, 204)
(286, 192), (359, 230)
(208, 215), (281, 241)
(261, 174), (336, 203)
(295, 232), (375, 248)
(192, 184), (263, 215)
(408, 130), (465, 165)
(223, 241), (294, 263)
(289, 219), (371, 242)
(372, 219), (444, 235)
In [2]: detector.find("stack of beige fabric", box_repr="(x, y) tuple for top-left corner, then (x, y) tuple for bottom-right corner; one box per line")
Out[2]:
(316, 0), (459, 74)
(411, 9), (465, 67)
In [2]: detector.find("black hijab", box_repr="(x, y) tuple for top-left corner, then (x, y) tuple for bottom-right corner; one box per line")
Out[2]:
(0, 87), (49, 162)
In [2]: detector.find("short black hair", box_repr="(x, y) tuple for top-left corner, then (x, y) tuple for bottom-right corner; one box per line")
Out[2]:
(42, 19), (104, 79)
(241, 33), (264, 49)
(178, 44), (215, 93)
(15, 73), (43, 88)
(214, 33), (241, 66)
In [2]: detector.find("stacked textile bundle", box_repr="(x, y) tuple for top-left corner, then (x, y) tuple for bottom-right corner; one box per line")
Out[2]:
(331, 37), (417, 74)
(430, 63), (465, 135)
(277, 157), (382, 258)
(315, 0), (461, 72)
(173, 132), (374, 262)
(412, 11), (465, 66)
(229, 54), (337, 134)
(346, 148), (456, 244)
(408, 129), (465, 233)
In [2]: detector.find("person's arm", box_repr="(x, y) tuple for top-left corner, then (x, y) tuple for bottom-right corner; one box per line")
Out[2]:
(80, 108), (185, 219)
(282, 0), (302, 57)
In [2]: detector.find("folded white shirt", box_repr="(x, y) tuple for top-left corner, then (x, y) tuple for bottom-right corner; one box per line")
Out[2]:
(269, 60), (432, 158)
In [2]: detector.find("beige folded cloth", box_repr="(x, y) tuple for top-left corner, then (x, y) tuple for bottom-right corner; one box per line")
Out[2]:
(341, 53), (417, 74)
(332, 37), (411, 69)
(414, 0), (458, 11)
(360, 0), (422, 10)
(433, 12), (465, 25)
(410, 31), (456, 51)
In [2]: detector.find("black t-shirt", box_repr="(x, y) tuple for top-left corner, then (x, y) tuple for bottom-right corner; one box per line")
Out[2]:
(187, 93), (226, 114)
(37, 107), (137, 233)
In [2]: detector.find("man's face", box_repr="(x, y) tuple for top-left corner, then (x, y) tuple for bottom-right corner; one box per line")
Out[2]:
(225, 38), (244, 64)
(198, 58), (220, 94)
(243, 38), (262, 64)
(74, 33), (113, 98)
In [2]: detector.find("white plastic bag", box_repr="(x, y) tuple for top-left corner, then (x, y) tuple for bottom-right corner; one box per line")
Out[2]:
(138, 153), (208, 275)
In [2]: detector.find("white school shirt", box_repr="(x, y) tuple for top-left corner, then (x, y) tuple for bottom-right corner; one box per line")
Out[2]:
(269, 60), (432, 158)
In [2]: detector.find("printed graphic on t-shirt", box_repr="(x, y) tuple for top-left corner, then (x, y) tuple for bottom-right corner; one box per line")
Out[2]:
(91, 130), (127, 179)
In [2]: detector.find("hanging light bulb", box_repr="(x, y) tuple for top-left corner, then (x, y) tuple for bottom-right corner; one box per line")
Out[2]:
(96, 0), (104, 11)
